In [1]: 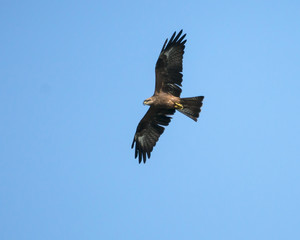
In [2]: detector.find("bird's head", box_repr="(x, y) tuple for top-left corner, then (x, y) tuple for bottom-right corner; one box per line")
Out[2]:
(143, 98), (154, 106)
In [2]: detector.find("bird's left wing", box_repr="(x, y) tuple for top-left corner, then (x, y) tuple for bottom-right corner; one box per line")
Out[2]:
(155, 30), (187, 97)
(131, 107), (175, 163)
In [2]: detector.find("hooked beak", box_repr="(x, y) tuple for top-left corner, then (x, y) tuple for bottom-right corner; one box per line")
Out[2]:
(143, 101), (147, 105)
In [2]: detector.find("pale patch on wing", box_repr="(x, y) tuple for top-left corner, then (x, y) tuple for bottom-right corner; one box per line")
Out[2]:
(164, 48), (172, 59)
(137, 135), (146, 147)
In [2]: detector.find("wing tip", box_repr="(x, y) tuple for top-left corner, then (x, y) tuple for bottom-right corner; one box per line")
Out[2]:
(161, 29), (187, 53)
(132, 139), (151, 164)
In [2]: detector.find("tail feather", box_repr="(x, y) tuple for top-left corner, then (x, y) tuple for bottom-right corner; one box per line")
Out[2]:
(178, 96), (204, 121)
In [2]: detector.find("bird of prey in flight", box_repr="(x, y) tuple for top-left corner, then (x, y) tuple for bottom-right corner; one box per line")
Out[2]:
(131, 30), (204, 163)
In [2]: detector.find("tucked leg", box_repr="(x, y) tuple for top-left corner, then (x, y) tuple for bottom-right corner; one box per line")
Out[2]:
(174, 102), (183, 109)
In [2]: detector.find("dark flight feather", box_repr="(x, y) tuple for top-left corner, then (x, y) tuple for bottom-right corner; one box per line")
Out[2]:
(131, 107), (175, 163)
(155, 30), (186, 97)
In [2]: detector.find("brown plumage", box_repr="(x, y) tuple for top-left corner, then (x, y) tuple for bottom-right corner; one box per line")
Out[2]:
(131, 30), (204, 163)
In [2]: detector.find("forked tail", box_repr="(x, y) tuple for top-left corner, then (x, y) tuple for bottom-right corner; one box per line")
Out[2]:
(177, 96), (204, 121)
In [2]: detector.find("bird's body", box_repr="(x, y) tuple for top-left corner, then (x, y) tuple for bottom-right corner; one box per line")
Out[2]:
(132, 30), (204, 163)
(144, 93), (181, 109)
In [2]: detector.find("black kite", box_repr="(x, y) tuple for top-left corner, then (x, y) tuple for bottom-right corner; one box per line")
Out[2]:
(131, 30), (204, 163)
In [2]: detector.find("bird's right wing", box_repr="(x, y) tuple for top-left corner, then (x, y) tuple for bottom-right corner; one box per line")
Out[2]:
(131, 107), (175, 163)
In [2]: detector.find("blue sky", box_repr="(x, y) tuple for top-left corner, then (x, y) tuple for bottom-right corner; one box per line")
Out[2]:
(1, 1), (300, 239)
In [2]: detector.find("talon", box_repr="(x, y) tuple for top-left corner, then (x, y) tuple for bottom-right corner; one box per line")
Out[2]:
(174, 102), (183, 109)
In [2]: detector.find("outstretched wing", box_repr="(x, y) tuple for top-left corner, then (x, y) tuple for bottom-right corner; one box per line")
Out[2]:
(155, 30), (187, 97)
(131, 107), (175, 163)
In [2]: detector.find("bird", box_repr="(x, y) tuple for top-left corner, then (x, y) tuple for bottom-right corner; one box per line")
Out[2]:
(131, 30), (204, 163)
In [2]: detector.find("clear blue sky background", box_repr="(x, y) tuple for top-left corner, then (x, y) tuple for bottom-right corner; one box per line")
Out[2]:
(1, 1), (300, 239)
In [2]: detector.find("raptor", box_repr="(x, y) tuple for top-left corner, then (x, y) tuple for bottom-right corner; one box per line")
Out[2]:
(131, 30), (204, 163)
